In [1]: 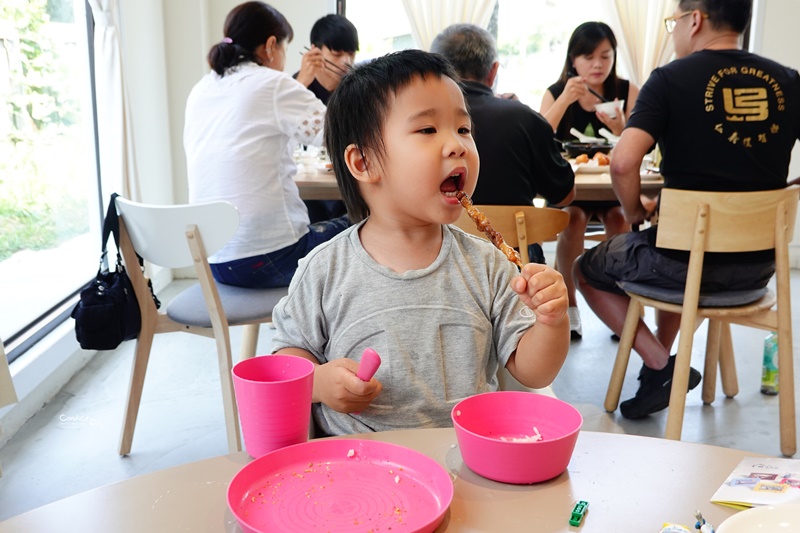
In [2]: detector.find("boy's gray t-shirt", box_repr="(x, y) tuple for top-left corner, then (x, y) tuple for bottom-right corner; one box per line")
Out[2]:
(271, 221), (535, 436)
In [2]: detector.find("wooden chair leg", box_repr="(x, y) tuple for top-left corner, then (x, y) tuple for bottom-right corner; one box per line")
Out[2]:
(605, 298), (641, 412)
(702, 319), (721, 405)
(240, 323), (261, 361)
(119, 328), (156, 456)
(777, 329), (796, 457)
(214, 329), (242, 454)
(718, 322), (738, 399)
(665, 310), (699, 442)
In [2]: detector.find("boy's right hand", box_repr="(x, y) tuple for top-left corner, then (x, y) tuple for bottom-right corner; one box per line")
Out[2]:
(313, 358), (382, 413)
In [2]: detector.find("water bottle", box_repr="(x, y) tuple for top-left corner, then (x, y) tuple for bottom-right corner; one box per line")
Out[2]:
(760, 332), (779, 395)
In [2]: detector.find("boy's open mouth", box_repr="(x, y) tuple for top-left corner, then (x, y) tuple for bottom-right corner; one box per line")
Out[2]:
(440, 170), (465, 197)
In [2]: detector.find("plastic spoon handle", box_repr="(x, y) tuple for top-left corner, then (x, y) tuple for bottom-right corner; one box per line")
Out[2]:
(356, 348), (382, 381)
(569, 127), (603, 143)
(598, 128), (620, 143)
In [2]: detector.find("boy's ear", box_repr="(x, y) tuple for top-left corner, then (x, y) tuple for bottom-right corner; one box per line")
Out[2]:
(344, 144), (376, 183)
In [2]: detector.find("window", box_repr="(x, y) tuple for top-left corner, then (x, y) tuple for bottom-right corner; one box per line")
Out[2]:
(0, 0), (99, 361)
(345, 0), (414, 62)
(344, 0), (612, 110)
(492, 0), (610, 109)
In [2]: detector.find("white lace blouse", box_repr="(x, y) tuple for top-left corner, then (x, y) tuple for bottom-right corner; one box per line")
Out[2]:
(184, 62), (326, 263)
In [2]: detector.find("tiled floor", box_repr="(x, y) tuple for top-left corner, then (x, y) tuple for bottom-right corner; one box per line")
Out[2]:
(1, 271), (798, 521)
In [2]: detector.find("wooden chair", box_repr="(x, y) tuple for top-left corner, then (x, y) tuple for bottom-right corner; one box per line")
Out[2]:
(605, 186), (799, 456)
(453, 204), (571, 398)
(453, 204), (570, 263)
(115, 197), (288, 456)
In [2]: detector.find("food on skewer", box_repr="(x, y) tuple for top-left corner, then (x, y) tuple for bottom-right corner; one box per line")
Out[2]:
(455, 190), (523, 268)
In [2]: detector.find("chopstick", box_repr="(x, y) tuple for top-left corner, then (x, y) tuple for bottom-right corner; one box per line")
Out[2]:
(586, 86), (610, 103)
(301, 46), (351, 76)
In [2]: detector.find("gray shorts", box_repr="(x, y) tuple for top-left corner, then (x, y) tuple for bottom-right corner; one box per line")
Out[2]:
(578, 227), (775, 295)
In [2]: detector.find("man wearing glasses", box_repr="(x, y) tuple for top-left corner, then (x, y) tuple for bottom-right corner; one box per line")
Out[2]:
(574, 0), (800, 419)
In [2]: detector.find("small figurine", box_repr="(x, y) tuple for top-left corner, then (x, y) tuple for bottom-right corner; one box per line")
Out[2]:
(694, 510), (715, 533)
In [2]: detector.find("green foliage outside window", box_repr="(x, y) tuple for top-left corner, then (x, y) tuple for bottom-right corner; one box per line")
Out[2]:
(1, 0), (88, 262)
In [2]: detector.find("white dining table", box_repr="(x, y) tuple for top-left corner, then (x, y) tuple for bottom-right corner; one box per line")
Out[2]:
(0, 428), (759, 532)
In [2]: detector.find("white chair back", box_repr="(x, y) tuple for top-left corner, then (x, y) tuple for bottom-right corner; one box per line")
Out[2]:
(115, 198), (239, 268)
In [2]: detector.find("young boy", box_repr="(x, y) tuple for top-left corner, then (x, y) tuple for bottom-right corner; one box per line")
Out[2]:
(271, 50), (570, 436)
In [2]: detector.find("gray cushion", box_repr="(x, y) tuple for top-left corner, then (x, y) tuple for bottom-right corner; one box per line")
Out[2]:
(166, 283), (288, 327)
(617, 281), (768, 308)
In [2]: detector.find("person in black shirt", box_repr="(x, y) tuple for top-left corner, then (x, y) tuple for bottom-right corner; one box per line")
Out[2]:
(575, 0), (800, 420)
(294, 14), (358, 105)
(294, 14), (358, 222)
(431, 24), (575, 264)
(540, 22), (639, 340)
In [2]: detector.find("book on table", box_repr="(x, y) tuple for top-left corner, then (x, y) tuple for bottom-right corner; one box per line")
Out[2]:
(711, 456), (800, 510)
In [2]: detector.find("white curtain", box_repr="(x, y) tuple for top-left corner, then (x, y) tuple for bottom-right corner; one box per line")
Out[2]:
(402, 0), (498, 50)
(605, 0), (675, 87)
(88, 0), (140, 201)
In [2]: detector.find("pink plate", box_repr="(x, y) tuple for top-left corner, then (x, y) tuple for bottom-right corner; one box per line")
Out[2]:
(227, 439), (454, 533)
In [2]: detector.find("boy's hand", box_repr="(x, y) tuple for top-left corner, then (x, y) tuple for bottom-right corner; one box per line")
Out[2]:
(511, 263), (568, 326)
(313, 358), (383, 413)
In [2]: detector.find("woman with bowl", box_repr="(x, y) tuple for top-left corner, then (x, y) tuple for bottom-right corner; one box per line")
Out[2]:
(539, 21), (639, 339)
(184, 2), (350, 289)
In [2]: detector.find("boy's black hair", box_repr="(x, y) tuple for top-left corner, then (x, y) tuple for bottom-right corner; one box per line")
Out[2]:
(324, 50), (459, 223)
(678, 0), (752, 34)
(310, 14), (359, 53)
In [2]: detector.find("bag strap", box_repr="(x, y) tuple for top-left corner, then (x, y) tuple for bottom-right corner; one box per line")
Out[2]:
(101, 193), (161, 309)
(99, 192), (121, 261)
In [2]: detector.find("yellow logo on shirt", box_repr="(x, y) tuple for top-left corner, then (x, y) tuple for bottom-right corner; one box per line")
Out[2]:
(723, 88), (768, 121)
(705, 65), (787, 147)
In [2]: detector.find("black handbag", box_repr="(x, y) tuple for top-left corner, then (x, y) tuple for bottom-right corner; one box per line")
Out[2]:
(71, 193), (156, 350)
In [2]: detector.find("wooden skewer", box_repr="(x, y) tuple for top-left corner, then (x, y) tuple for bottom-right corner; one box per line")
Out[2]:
(455, 191), (523, 268)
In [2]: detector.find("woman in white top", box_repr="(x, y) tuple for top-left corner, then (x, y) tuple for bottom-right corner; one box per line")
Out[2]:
(184, 1), (349, 288)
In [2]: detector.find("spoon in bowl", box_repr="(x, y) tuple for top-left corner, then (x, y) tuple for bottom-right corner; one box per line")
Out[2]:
(569, 127), (604, 143)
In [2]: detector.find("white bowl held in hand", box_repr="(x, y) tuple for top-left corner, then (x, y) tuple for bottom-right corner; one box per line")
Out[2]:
(594, 99), (624, 119)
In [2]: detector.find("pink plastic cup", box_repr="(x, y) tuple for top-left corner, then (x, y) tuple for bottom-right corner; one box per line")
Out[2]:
(232, 354), (315, 458)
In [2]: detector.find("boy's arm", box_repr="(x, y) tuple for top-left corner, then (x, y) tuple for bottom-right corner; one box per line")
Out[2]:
(505, 263), (570, 388)
(273, 347), (383, 412)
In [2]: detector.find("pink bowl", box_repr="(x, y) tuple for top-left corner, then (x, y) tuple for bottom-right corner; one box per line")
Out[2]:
(451, 391), (582, 484)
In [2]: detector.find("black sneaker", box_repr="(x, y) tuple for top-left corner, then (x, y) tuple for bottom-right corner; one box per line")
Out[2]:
(619, 355), (702, 419)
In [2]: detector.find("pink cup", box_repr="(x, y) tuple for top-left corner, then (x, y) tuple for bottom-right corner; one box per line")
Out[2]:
(232, 354), (315, 458)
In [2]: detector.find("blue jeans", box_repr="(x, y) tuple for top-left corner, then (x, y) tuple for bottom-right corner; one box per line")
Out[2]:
(210, 215), (350, 288)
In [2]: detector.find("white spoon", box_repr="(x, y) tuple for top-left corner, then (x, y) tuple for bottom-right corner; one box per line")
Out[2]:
(598, 128), (620, 144)
(569, 127), (604, 143)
